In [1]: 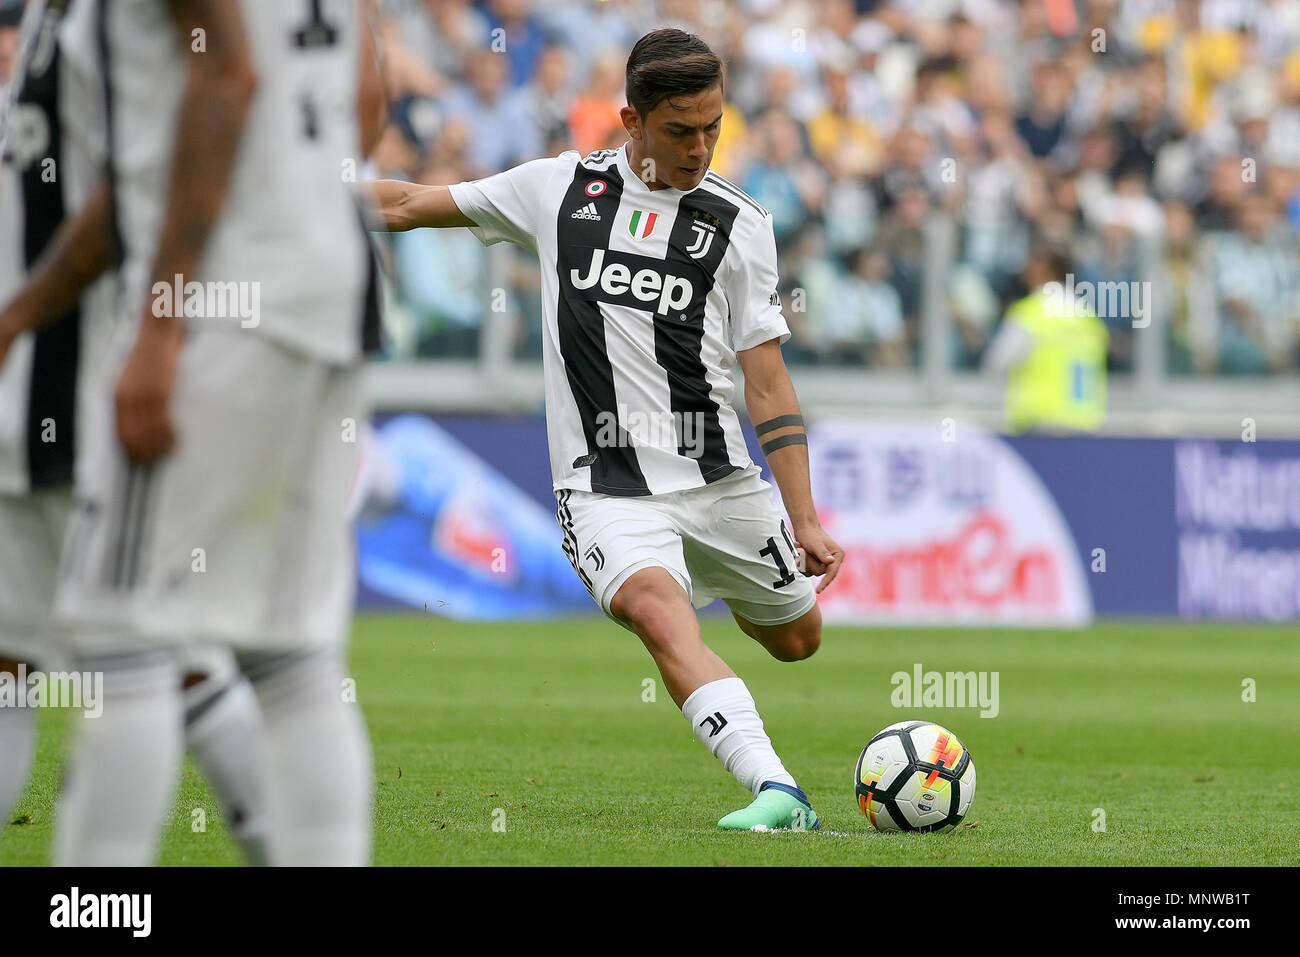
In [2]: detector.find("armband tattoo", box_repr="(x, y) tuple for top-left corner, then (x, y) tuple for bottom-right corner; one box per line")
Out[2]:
(761, 433), (808, 455)
(754, 414), (804, 436)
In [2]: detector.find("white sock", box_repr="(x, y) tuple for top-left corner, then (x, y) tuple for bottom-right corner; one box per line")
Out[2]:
(0, 702), (37, 822)
(245, 648), (372, 866)
(184, 673), (271, 866)
(55, 652), (184, 866)
(681, 676), (797, 796)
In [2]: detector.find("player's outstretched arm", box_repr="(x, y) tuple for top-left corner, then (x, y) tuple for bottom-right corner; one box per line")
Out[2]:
(370, 180), (476, 231)
(358, 0), (387, 159)
(0, 183), (114, 368)
(739, 338), (844, 593)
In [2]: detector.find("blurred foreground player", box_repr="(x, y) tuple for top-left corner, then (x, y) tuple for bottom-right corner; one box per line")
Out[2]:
(2, 0), (384, 864)
(0, 0), (270, 864)
(373, 29), (844, 831)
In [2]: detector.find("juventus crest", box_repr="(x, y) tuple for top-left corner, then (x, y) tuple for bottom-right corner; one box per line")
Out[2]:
(685, 220), (716, 259)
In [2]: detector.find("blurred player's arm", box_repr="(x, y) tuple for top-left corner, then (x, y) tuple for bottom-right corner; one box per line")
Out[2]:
(0, 183), (114, 366)
(369, 180), (475, 231)
(358, 0), (386, 158)
(114, 0), (258, 464)
(738, 339), (843, 592)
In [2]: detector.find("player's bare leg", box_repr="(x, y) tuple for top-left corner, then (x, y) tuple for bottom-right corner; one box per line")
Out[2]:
(0, 657), (38, 824)
(732, 605), (822, 663)
(610, 568), (818, 831)
(610, 567), (731, 707)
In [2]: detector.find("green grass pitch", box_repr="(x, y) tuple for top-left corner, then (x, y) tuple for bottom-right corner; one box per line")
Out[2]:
(3, 617), (1298, 865)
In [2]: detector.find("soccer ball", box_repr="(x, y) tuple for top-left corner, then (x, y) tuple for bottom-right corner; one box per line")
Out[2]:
(855, 720), (976, 832)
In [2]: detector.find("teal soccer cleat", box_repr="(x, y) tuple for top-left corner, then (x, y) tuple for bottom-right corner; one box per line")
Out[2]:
(717, 781), (820, 831)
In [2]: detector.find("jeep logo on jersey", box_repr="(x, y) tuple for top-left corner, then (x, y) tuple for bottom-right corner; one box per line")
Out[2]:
(568, 247), (699, 317)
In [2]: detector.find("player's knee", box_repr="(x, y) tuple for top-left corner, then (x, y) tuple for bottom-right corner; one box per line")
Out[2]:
(610, 575), (688, 652)
(771, 628), (820, 662)
(765, 608), (822, 662)
(614, 592), (674, 646)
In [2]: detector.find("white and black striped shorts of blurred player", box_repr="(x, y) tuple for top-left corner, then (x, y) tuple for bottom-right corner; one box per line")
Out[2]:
(53, 325), (366, 656)
(555, 468), (817, 629)
(0, 489), (75, 671)
(0, 489), (241, 681)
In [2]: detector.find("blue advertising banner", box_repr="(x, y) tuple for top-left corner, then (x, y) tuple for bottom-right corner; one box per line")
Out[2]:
(1005, 436), (1179, 617)
(354, 415), (591, 619)
(354, 414), (1300, 622)
(1008, 437), (1300, 620)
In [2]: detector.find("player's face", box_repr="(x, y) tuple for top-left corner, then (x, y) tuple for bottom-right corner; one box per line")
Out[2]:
(624, 84), (723, 191)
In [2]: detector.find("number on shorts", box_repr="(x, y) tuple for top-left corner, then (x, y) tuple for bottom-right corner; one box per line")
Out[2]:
(759, 535), (796, 589)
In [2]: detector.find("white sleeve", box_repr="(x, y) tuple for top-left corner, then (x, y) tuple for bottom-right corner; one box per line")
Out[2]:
(982, 319), (1034, 374)
(726, 213), (791, 352)
(446, 155), (561, 253)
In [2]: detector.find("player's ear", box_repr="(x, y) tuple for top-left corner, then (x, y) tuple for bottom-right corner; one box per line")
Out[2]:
(620, 105), (642, 141)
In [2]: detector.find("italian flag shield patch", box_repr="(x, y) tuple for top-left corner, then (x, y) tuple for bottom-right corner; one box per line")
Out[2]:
(628, 209), (658, 240)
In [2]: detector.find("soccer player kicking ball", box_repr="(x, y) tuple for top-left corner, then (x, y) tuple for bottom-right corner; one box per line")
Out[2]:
(373, 28), (844, 832)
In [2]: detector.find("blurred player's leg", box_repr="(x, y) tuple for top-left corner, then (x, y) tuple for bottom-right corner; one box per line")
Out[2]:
(181, 647), (271, 866)
(54, 649), (184, 866)
(0, 661), (36, 823)
(55, 328), (373, 864)
(242, 648), (372, 866)
(0, 491), (74, 826)
(229, 359), (373, 866)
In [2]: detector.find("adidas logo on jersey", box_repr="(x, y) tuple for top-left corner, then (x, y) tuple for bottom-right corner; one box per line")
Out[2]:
(570, 202), (602, 221)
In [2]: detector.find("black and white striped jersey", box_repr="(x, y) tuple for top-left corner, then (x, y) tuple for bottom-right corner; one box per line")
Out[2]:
(99, 0), (375, 366)
(449, 144), (790, 497)
(0, 0), (107, 495)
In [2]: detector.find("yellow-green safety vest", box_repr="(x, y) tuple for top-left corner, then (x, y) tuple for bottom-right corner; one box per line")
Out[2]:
(1003, 291), (1108, 433)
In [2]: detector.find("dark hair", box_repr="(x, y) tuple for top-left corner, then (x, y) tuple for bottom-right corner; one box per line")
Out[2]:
(1028, 239), (1071, 281)
(625, 29), (724, 118)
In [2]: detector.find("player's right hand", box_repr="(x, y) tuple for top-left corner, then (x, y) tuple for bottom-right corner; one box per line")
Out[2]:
(115, 320), (184, 464)
(793, 521), (845, 594)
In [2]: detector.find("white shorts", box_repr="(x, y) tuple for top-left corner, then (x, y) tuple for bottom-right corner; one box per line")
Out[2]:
(55, 327), (364, 655)
(555, 469), (818, 627)
(0, 488), (233, 677)
(0, 488), (73, 669)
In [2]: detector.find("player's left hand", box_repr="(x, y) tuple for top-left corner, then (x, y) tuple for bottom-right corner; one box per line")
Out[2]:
(793, 522), (844, 593)
(115, 319), (184, 464)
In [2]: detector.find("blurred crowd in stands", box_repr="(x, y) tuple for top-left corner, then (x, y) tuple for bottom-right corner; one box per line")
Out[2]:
(365, 0), (1300, 375)
(11, 0), (1291, 374)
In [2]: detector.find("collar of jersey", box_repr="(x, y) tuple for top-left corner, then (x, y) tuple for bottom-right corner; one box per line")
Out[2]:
(616, 142), (706, 196)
